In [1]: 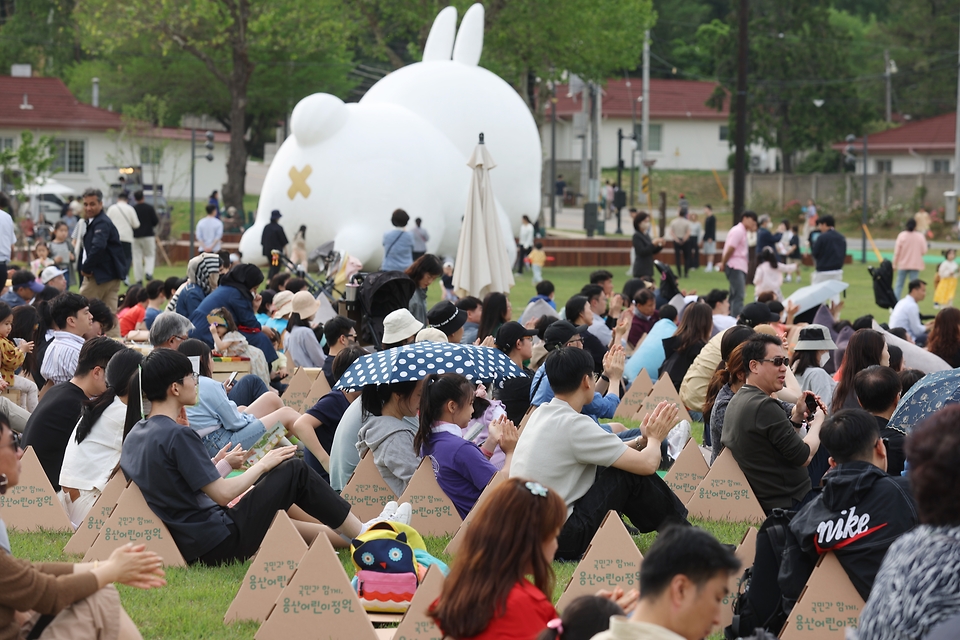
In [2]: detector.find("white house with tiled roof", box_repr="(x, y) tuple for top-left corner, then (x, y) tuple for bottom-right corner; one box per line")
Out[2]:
(0, 75), (230, 200)
(544, 78), (776, 172)
(833, 112), (958, 176)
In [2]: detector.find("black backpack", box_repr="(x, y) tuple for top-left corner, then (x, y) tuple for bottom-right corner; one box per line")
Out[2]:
(725, 508), (794, 639)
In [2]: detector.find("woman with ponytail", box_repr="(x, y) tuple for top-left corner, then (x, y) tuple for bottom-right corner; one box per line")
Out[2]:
(414, 373), (519, 518)
(707, 343), (750, 464)
(536, 596), (625, 640)
(357, 380), (424, 495)
(702, 326), (753, 452)
(58, 348), (142, 527)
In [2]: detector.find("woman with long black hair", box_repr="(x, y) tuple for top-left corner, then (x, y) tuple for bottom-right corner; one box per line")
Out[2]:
(58, 348), (142, 527)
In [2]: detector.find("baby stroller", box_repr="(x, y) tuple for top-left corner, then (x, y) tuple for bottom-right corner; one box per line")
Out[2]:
(868, 259), (899, 310)
(357, 271), (416, 350)
(654, 260), (682, 302)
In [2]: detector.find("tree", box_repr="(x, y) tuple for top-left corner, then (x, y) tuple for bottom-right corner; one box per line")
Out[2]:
(0, 0), (83, 77)
(75, 0), (354, 209)
(707, 0), (872, 172)
(343, 0), (654, 121)
(878, 0), (960, 119)
(0, 131), (57, 218)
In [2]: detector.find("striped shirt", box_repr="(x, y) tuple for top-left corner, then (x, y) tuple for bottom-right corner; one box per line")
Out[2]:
(40, 331), (85, 385)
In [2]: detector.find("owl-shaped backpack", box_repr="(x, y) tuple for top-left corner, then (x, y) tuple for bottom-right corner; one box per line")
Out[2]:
(350, 521), (439, 613)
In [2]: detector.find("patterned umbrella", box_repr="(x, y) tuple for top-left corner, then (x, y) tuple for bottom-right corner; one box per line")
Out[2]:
(887, 368), (960, 432)
(335, 342), (526, 390)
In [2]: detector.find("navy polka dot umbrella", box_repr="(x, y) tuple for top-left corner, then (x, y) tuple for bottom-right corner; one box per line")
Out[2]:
(335, 342), (526, 390)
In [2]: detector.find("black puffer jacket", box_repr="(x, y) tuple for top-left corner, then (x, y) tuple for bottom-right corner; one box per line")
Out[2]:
(778, 461), (918, 608)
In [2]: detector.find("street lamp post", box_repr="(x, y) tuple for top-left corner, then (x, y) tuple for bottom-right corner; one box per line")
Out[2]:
(845, 133), (868, 264)
(189, 130), (216, 258)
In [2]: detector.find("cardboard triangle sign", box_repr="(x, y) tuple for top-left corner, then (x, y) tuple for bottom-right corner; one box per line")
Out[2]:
(299, 372), (332, 413)
(282, 367), (319, 411)
(663, 438), (710, 504)
(340, 451), (398, 521)
(64, 472), (128, 555)
(633, 373), (693, 425)
(0, 446), (72, 531)
(398, 458), (462, 537)
(615, 373), (653, 419)
(779, 552), (864, 639)
(685, 449), (765, 523)
(255, 533), (378, 640)
(444, 472), (505, 555)
(555, 511), (643, 612)
(388, 565), (445, 640)
(225, 511), (308, 624)
(83, 483), (186, 566)
(719, 526), (759, 630)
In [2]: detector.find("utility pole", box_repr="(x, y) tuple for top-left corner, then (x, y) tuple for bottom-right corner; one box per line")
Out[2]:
(862, 134), (868, 263)
(550, 82), (557, 228)
(594, 84), (603, 235)
(641, 31), (650, 207)
(189, 130), (216, 258)
(732, 0), (749, 224)
(950, 16), (960, 224)
(616, 129), (624, 234)
(629, 86), (637, 206)
(884, 50), (892, 123)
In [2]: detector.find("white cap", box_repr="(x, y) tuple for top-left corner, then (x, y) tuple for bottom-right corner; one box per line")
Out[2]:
(39, 266), (67, 284)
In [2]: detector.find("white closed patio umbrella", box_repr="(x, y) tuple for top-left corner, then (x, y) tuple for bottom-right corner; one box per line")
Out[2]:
(452, 134), (515, 298)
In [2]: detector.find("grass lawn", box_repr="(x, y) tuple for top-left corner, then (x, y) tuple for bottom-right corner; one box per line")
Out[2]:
(34, 234), (915, 637)
(9, 512), (751, 639)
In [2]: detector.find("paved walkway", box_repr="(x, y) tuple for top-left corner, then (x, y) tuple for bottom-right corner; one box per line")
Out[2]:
(540, 205), (959, 254)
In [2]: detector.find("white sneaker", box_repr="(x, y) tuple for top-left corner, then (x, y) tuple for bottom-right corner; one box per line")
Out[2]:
(378, 501), (399, 521)
(390, 503), (412, 526)
(359, 500), (399, 534)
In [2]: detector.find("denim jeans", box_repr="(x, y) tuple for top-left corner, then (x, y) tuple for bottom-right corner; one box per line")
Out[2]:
(200, 418), (266, 458)
(726, 267), (746, 318)
(895, 269), (919, 300)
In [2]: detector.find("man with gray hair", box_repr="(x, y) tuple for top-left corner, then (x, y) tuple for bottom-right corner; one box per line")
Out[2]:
(756, 214), (779, 258)
(149, 311), (194, 349)
(79, 188), (125, 336)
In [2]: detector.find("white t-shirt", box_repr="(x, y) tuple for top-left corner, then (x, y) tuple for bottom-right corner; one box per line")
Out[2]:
(59, 396), (126, 492)
(510, 398), (626, 519)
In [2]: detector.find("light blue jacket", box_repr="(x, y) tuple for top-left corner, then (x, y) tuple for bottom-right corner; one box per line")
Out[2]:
(623, 318), (677, 385)
(187, 376), (259, 433)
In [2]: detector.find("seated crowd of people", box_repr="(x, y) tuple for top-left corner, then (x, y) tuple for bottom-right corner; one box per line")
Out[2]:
(0, 249), (958, 640)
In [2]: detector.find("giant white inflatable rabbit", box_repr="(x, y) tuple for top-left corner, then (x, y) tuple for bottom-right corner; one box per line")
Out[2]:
(239, 4), (542, 269)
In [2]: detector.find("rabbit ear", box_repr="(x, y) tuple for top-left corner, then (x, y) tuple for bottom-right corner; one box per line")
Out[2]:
(452, 3), (484, 66)
(422, 6), (458, 61)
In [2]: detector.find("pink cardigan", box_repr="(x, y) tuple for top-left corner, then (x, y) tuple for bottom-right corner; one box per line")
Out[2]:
(893, 231), (927, 271)
(754, 261), (797, 298)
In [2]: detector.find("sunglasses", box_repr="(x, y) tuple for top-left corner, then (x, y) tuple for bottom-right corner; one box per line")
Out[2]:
(759, 357), (789, 367)
(8, 431), (22, 453)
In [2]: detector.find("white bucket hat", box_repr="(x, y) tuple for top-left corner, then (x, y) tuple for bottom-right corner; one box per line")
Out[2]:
(382, 309), (423, 344)
(794, 324), (838, 351)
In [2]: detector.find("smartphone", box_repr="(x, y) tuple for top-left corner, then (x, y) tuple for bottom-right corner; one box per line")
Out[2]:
(226, 371), (239, 387)
(805, 394), (818, 417)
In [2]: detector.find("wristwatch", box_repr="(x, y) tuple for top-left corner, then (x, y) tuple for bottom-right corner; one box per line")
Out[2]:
(633, 436), (645, 451)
